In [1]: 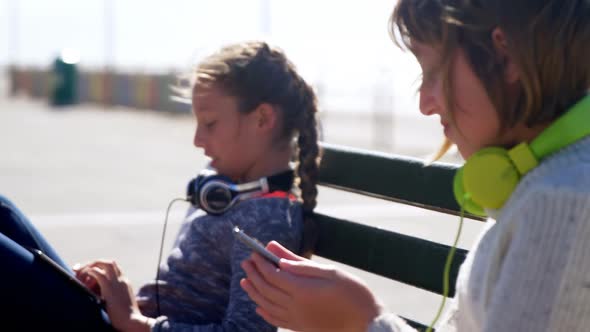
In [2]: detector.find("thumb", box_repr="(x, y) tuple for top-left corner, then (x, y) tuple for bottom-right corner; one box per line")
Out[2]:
(279, 259), (336, 278)
(266, 241), (306, 262)
(73, 263), (82, 277)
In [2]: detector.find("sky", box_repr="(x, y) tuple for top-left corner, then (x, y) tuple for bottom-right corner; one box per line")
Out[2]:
(1, 0), (422, 113)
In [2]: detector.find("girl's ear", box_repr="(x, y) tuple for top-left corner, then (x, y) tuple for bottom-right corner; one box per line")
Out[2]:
(254, 103), (278, 132)
(492, 27), (519, 84)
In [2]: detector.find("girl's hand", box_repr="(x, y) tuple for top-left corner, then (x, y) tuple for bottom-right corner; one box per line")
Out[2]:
(78, 260), (154, 332)
(73, 262), (101, 295)
(240, 241), (383, 332)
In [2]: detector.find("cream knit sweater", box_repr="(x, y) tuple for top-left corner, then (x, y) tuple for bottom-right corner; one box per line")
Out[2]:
(369, 136), (590, 332)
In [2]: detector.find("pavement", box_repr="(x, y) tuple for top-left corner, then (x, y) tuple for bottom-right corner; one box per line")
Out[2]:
(0, 76), (484, 327)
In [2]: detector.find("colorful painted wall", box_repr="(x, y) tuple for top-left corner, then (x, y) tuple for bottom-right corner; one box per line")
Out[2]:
(8, 67), (191, 113)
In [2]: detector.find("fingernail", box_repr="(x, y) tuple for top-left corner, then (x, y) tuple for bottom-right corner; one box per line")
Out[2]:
(73, 263), (80, 270)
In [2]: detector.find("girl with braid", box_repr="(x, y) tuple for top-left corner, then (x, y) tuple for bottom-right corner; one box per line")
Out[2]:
(75, 41), (322, 332)
(0, 41), (321, 332)
(74, 41), (322, 331)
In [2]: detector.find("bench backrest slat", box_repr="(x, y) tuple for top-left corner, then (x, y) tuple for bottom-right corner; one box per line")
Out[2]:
(313, 213), (467, 297)
(318, 143), (485, 221)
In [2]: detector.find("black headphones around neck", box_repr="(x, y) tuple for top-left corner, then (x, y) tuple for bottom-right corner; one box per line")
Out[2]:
(186, 169), (295, 215)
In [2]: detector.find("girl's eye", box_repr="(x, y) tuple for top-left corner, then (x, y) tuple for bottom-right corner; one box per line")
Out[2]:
(421, 68), (436, 86)
(418, 66), (441, 91)
(205, 121), (216, 129)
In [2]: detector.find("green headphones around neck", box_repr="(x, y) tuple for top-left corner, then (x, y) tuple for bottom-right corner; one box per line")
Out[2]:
(453, 94), (590, 217)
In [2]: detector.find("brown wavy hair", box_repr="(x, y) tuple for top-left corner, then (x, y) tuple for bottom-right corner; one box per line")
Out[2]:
(193, 41), (321, 257)
(390, 0), (590, 158)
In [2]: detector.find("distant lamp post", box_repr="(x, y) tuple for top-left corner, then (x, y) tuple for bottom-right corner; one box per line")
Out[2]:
(8, 0), (19, 65)
(7, 0), (19, 96)
(104, 0), (115, 69)
(260, 0), (271, 37)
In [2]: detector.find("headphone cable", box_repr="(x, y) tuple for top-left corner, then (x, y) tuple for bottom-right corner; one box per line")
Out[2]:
(426, 197), (466, 332)
(155, 197), (187, 317)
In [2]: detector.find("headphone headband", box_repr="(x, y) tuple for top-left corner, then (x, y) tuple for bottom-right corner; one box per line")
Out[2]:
(532, 95), (590, 158)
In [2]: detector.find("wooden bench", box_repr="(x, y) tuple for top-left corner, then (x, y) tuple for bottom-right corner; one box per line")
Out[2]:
(313, 143), (485, 330)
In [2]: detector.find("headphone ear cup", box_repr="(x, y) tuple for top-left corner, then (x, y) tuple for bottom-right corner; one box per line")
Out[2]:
(462, 147), (521, 210)
(187, 176), (204, 207)
(187, 174), (233, 210)
(453, 167), (486, 216)
(197, 174), (235, 215)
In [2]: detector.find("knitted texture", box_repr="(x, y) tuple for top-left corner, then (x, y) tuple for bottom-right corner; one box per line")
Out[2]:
(137, 197), (303, 332)
(369, 136), (590, 332)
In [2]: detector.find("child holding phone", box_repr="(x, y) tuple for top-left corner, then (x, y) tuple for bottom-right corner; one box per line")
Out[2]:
(0, 41), (321, 332)
(241, 1), (590, 331)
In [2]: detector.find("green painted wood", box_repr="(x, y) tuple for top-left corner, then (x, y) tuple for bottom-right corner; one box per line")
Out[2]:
(313, 214), (467, 297)
(318, 143), (485, 221)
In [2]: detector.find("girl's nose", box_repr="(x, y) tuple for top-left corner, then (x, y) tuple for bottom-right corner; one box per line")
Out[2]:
(193, 127), (205, 148)
(418, 85), (441, 117)
(419, 97), (437, 116)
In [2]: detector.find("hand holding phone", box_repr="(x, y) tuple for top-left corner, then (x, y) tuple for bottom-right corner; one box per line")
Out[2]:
(232, 226), (281, 267)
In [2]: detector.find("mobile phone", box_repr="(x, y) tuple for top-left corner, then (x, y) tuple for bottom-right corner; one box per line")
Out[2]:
(27, 247), (105, 308)
(232, 226), (281, 267)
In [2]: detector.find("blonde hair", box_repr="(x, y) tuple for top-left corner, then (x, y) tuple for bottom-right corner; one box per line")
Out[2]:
(193, 41), (321, 256)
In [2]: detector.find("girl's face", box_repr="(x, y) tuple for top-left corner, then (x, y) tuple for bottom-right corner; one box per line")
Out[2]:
(414, 42), (502, 159)
(192, 86), (264, 181)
